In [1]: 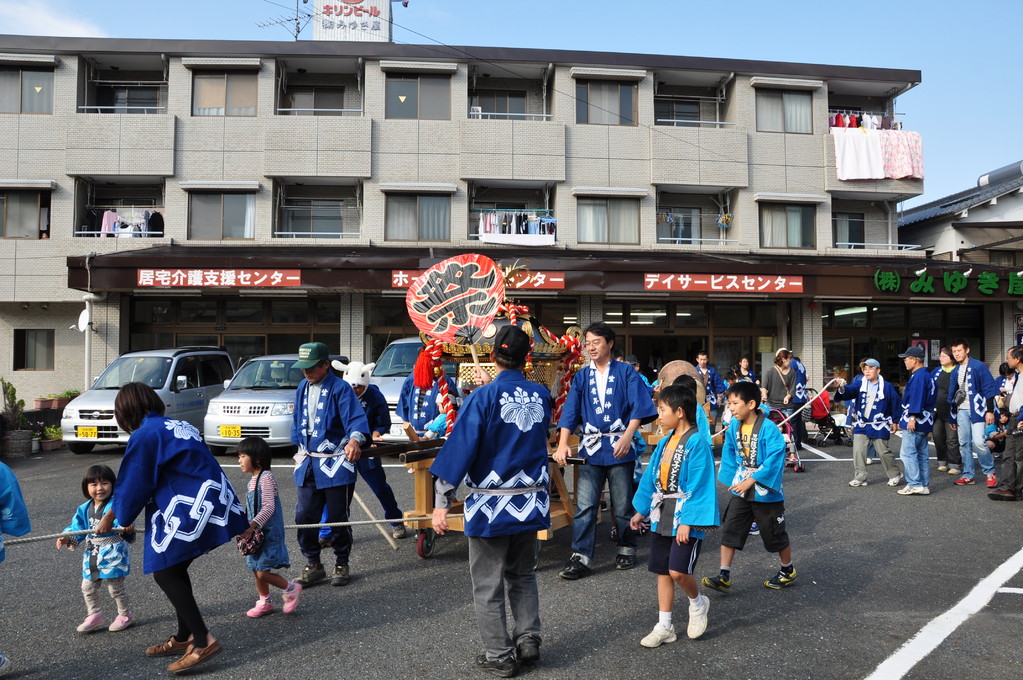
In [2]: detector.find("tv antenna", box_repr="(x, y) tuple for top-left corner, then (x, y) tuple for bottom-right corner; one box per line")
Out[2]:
(258, 0), (314, 41)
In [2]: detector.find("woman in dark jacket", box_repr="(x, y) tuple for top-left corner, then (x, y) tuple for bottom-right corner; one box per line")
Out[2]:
(931, 347), (962, 474)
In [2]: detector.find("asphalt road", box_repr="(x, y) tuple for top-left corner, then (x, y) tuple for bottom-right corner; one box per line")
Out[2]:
(1, 434), (1022, 680)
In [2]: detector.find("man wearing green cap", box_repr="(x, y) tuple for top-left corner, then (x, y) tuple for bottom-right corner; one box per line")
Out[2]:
(290, 342), (371, 587)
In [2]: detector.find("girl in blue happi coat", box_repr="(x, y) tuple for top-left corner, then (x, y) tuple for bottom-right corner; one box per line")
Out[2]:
(632, 385), (719, 648)
(56, 464), (135, 634)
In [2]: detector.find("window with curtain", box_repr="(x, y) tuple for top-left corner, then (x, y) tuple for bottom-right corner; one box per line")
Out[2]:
(578, 198), (640, 244)
(0, 191), (46, 239)
(654, 98), (699, 126)
(14, 329), (54, 370)
(281, 86), (344, 115)
(188, 193), (255, 239)
(832, 212), (865, 249)
(0, 68), (53, 114)
(576, 81), (636, 125)
(385, 74), (451, 120)
(656, 207), (701, 243)
(760, 203), (815, 248)
(385, 194), (451, 241)
(192, 72), (257, 116)
(755, 89), (812, 133)
(469, 90), (526, 118)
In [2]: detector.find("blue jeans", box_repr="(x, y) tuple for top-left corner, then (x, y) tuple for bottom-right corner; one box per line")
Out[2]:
(570, 462), (637, 560)
(900, 430), (931, 488)
(956, 410), (995, 479)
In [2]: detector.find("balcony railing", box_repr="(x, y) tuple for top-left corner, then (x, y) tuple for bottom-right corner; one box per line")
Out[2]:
(467, 110), (552, 121)
(78, 106), (167, 114)
(275, 107), (364, 116)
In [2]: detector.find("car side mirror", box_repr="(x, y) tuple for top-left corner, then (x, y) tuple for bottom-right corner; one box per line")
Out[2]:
(223, 379), (231, 389)
(176, 375), (188, 391)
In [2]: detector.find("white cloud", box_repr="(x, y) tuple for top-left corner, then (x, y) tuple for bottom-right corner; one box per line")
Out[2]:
(0, 0), (107, 38)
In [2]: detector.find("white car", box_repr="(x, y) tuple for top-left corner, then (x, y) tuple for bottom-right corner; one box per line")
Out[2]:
(370, 338), (458, 442)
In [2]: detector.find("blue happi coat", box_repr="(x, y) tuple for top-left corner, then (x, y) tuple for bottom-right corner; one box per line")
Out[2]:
(290, 372), (370, 488)
(948, 358), (1000, 424)
(633, 429), (719, 538)
(65, 498), (133, 579)
(358, 384), (391, 472)
(397, 373), (459, 433)
(834, 375), (900, 439)
(792, 357), (808, 404)
(900, 367), (936, 432)
(430, 370), (552, 538)
(558, 359), (657, 466)
(719, 413), (787, 503)
(112, 413), (248, 574)
(0, 461), (31, 565)
(698, 365), (727, 408)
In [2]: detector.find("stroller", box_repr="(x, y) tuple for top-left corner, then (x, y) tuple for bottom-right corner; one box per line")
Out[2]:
(768, 408), (805, 473)
(803, 388), (848, 447)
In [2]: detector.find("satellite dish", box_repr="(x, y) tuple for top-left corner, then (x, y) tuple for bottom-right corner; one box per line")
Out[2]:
(77, 309), (91, 332)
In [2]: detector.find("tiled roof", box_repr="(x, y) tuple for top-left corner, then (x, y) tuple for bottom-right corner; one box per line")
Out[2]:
(900, 175), (1023, 226)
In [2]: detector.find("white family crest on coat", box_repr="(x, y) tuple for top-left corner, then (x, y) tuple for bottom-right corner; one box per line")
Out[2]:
(464, 469), (550, 523)
(165, 419), (202, 442)
(499, 387), (546, 432)
(149, 473), (244, 553)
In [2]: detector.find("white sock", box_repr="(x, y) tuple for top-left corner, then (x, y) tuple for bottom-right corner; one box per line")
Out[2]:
(688, 595), (702, 606)
(658, 611), (672, 629)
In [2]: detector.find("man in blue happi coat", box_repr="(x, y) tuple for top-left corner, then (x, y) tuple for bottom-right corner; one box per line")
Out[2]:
(949, 338), (1001, 487)
(696, 350), (726, 430)
(397, 350), (460, 437)
(291, 342), (370, 588)
(432, 325), (552, 677)
(554, 322), (657, 579)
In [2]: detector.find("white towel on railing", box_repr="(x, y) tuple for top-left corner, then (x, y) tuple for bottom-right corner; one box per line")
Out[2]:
(832, 128), (884, 180)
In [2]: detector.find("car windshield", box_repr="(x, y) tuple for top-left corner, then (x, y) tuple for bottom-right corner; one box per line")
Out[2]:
(94, 356), (172, 390)
(373, 341), (457, 378)
(229, 359), (303, 390)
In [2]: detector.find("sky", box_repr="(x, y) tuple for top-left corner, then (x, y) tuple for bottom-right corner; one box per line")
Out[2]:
(1, 0), (1019, 209)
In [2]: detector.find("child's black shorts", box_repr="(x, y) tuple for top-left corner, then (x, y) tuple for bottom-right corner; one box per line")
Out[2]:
(647, 533), (702, 576)
(719, 495), (789, 553)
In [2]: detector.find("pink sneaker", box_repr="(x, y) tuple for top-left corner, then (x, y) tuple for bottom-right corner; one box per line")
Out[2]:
(282, 581), (302, 614)
(76, 613), (106, 633)
(246, 598), (273, 618)
(108, 613), (135, 632)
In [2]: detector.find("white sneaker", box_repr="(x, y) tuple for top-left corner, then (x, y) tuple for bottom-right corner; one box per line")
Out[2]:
(865, 458), (874, 465)
(687, 596), (710, 639)
(640, 623), (677, 648)
(898, 485), (929, 495)
(897, 486), (915, 495)
(848, 479), (868, 487)
(887, 474), (904, 487)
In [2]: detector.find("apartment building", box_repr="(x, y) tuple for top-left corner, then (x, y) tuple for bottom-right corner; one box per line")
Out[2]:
(0, 33), (1015, 401)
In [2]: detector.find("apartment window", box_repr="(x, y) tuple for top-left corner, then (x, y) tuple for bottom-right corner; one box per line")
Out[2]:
(469, 90), (525, 119)
(657, 208), (701, 243)
(576, 81), (636, 125)
(279, 199), (344, 238)
(192, 72), (257, 116)
(281, 86), (344, 115)
(0, 68), (53, 114)
(188, 193), (255, 239)
(0, 191), (49, 239)
(833, 212), (865, 249)
(578, 198), (640, 244)
(96, 85), (163, 113)
(756, 89), (812, 133)
(14, 329), (54, 370)
(760, 203), (815, 248)
(385, 195), (450, 241)
(654, 98), (699, 126)
(385, 75), (450, 120)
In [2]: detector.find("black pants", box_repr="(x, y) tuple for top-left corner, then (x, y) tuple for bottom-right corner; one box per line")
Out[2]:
(152, 558), (209, 648)
(296, 465), (354, 565)
(933, 415), (962, 467)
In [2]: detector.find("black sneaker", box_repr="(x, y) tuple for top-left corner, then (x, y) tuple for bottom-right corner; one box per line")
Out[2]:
(615, 554), (636, 571)
(516, 637), (540, 666)
(295, 563), (325, 586)
(701, 573), (731, 592)
(475, 654), (519, 678)
(558, 555), (591, 580)
(331, 564), (351, 587)
(764, 567), (797, 590)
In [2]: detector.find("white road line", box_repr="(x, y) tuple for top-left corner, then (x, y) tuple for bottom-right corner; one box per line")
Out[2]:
(997, 587), (1023, 594)
(865, 545), (1023, 680)
(800, 443), (836, 460)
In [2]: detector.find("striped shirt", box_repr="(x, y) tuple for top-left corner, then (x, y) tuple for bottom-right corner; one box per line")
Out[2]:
(247, 471), (279, 528)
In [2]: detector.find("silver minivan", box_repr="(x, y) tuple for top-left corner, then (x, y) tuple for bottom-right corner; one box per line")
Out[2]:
(61, 347), (234, 454)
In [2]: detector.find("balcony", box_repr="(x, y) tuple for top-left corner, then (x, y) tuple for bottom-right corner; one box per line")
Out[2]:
(263, 115), (371, 178)
(823, 132), (924, 200)
(459, 119), (565, 183)
(65, 114), (175, 176)
(650, 126), (748, 189)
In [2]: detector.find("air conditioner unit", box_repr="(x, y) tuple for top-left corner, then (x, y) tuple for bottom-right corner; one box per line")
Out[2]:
(469, 106), (482, 118)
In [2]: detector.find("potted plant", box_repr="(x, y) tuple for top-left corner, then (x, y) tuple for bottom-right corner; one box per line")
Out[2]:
(40, 424), (64, 452)
(1, 377), (32, 459)
(34, 394), (56, 410)
(55, 389), (80, 409)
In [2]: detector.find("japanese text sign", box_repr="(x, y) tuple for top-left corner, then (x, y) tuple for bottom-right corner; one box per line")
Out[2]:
(137, 269), (302, 288)
(644, 273), (803, 293)
(392, 270), (565, 290)
(313, 0), (390, 42)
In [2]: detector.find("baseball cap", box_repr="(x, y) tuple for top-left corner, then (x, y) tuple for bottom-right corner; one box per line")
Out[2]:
(624, 354), (640, 365)
(898, 346), (926, 360)
(493, 325), (530, 362)
(859, 358), (881, 368)
(293, 342), (330, 369)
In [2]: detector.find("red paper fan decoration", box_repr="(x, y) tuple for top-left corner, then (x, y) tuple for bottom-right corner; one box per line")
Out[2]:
(406, 254), (505, 344)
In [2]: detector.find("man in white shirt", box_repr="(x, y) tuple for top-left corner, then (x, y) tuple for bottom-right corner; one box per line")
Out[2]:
(989, 345), (1023, 501)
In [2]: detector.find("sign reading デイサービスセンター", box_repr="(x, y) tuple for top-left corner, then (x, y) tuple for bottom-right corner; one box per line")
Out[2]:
(644, 273), (804, 293)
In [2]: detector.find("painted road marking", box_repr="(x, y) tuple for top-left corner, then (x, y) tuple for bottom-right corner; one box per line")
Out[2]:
(800, 443), (836, 460)
(865, 545), (1023, 680)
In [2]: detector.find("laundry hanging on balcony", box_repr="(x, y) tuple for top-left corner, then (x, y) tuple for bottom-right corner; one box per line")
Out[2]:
(476, 210), (556, 246)
(831, 128), (924, 181)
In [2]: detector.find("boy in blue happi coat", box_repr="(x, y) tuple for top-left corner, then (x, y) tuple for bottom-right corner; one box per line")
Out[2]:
(431, 325), (551, 677)
(631, 385), (719, 648)
(703, 381), (798, 593)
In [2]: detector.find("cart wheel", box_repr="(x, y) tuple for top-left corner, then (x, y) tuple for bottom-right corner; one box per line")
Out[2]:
(416, 529), (436, 559)
(794, 464), (806, 473)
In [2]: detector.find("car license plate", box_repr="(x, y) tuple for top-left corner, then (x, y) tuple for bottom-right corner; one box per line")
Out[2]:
(220, 425), (242, 438)
(77, 427), (98, 438)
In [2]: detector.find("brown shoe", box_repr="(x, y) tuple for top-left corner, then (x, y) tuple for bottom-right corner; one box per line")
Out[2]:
(145, 636), (191, 657)
(167, 638), (222, 674)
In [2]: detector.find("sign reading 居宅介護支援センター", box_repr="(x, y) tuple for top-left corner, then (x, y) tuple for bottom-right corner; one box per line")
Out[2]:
(874, 268), (1023, 297)
(313, 0), (391, 42)
(137, 269), (302, 287)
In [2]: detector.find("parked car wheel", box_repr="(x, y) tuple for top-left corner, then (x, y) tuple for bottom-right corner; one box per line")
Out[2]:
(208, 444), (228, 456)
(68, 442), (95, 455)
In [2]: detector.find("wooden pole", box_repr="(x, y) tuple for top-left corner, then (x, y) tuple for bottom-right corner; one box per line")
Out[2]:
(353, 490), (399, 551)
